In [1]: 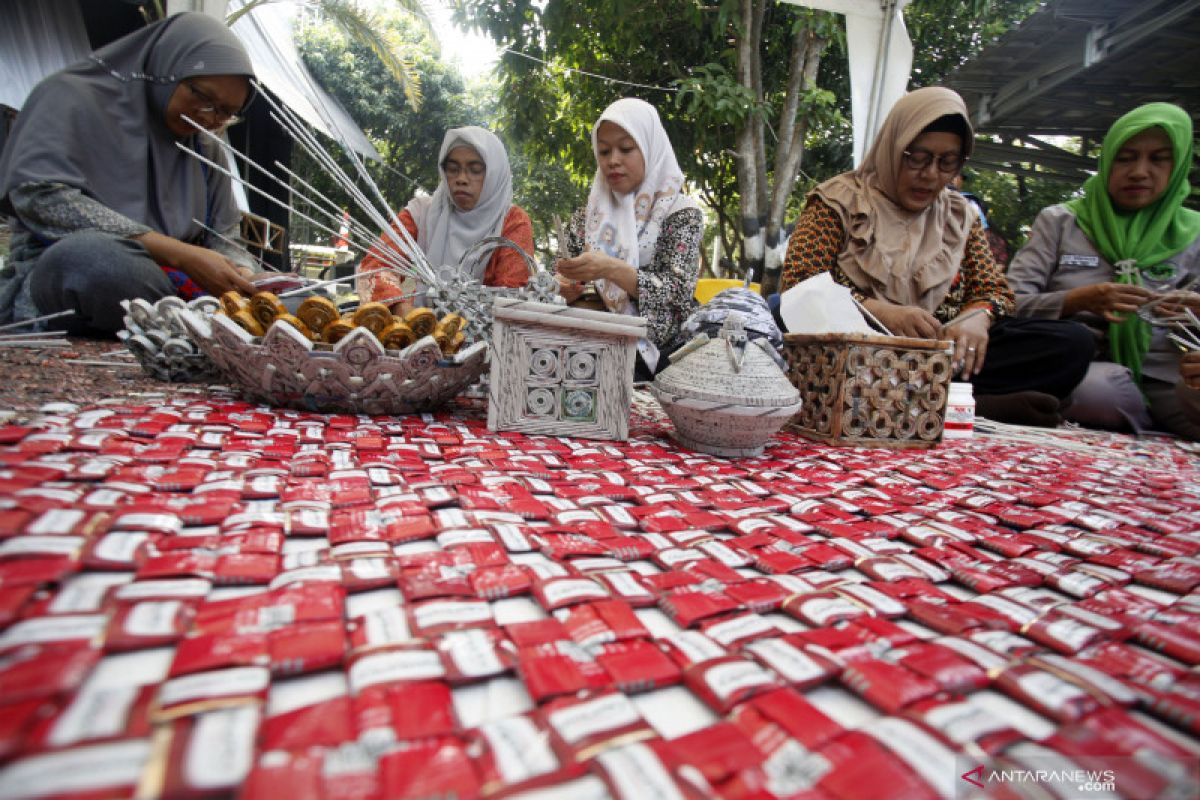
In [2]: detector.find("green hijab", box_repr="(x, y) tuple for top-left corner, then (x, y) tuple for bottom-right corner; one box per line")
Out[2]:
(1065, 102), (1200, 382)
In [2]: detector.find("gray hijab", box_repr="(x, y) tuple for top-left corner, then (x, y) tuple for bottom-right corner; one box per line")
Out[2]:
(406, 126), (513, 280)
(0, 12), (254, 242)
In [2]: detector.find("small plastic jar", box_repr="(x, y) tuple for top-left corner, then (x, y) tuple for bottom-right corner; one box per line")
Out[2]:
(943, 382), (975, 439)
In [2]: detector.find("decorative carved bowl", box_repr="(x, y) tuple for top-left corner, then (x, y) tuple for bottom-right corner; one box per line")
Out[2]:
(176, 308), (488, 415)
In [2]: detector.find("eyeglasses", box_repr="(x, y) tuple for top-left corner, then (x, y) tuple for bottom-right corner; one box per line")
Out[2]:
(902, 149), (964, 174)
(184, 81), (243, 127)
(442, 160), (486, 179)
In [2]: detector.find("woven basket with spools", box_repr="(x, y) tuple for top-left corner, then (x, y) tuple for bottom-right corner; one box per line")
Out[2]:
(783, 332), (954, 448)
(175, 237), (560, 415)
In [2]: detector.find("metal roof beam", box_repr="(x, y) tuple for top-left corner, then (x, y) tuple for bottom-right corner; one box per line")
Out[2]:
(973, 0), (1200, 128)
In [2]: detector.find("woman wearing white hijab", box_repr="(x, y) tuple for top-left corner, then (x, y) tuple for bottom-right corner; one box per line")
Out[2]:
(0, 12), (259, 333)
(557, 98), (704, 377)
(357, 126), (533, 310)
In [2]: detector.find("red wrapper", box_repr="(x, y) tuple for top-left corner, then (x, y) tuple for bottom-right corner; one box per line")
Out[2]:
(436, 628), (513, 682)
(885, 641), (989, 693)
(407, 598), (495, 636)
(723, 577), (793, 614)
(903, 696), (1024, 754)
(379, 737), (481, 800)
(505, 618), (571, 647)
(700, 612), (779, 649)
(593, 571), (657, 607)
(659, 588), (741, 628)
(684, 654), (782, 714)
(1047, 707), (1200, 800)
(542, 689), (655, 762)
(1133, 620), (1200, 665)
(354, 679), (456, 745)
(813, 730), (939, 799)
(471, 714), (571, 795)
(261, 684), (353, 751)
(192, 583), (344, 636)
(782, 592), (868, 627)
(153, 665), (269, 720)
(0, 642), (100, 704)
(593, 639), (682, 693)
(993, 663), (1103, 723)
(0, 739), (153, 799)
(592, 739), (711, 800)
(104, 600), (194, 652)
(347, 646), (446, 695)
(666, 721), (762, 785)
(531, 576), (611, 611)
(840, 657), (941, 713)
(0, 614), (107, 655)
(517, 640), (609, 703)
(562, 600), (649, 648)
(742, 637), (840, 690)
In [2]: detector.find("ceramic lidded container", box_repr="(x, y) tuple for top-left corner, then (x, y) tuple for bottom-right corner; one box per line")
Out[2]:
(651, 313), (802, 457)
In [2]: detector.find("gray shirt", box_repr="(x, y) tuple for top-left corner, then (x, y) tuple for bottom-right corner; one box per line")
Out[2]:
(1008, 203), (1200, 382)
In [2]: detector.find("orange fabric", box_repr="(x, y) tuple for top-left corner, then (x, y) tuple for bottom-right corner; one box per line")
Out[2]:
(356, 206), (534, 308)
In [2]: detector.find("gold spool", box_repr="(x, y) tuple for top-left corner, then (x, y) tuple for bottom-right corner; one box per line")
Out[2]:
(296, 296), (339, 336)
(322, 319), (356, 344)
(379, 320), (416, 351)
(249, 292), (285, 329)
(436, 313), (465, 338)
(272, 314), (313, 340)
(219, 291), (247, 316)
(351, 302), (392, 335)
(404, 307), (437, 338)
(229, 308), (265, 337)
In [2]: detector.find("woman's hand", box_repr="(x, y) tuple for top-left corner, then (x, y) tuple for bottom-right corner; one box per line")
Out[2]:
(555, 250), (639, 298)
(1150, 290), (1200, 319)
(555, 273), (585, 303)
(136, 231), (257, 297)
(863, 298), (942, 339)
(1182, 352), (1200, 391)
(944, 311), (991, 378)
(1062, 282), (1154, 322)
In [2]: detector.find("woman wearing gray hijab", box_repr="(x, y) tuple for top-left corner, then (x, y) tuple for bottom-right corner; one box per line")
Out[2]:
(0, 12), (259, 334)
(356, 126), (533, 311)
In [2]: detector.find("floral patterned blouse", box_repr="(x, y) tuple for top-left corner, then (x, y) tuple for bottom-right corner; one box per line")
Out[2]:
(780, 195), (1015, 323)
(565, 205), (704, 348)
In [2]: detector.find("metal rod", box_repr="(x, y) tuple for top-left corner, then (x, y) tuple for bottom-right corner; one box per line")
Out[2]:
(0, 310), (75, 332)
(191, 219), (278, 273)
(852, 297), (893, 336)
(941, 306), (989, 330)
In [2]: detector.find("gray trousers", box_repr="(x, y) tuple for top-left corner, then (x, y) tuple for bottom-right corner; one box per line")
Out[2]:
(30, 231), (176, 335)
(1066, 360), (1200, 440)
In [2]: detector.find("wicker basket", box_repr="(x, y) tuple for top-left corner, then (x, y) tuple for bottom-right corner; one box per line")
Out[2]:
(487, 297), (646, 441)
(783, 332), (954, 448)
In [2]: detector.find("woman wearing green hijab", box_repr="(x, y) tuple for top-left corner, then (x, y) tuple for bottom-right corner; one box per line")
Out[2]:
(1009, 102), (1200, 438)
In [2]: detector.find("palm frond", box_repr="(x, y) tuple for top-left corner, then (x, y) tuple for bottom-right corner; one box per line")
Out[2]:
(226, 0), (432, 110)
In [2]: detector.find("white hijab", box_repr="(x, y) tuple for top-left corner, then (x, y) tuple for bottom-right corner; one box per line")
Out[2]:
(407, 126), (513, 280)
(585, 98), (699, 316)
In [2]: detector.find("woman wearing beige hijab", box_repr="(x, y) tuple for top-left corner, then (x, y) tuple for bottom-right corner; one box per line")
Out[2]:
(780, 86), (1093, 425)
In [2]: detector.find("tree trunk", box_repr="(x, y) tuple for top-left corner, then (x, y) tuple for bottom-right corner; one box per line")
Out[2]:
(735, 0), (764, 284)
(760, 24), (828, 297)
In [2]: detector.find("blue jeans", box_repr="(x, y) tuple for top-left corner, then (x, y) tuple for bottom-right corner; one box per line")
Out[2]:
(30, 231), (175, 334)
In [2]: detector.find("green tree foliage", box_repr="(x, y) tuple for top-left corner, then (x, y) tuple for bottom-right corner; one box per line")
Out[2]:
(459, 0), (1063, 275)
(293, 9), (477, 241)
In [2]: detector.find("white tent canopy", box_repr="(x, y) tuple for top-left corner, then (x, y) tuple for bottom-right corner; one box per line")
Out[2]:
(781, 0), (913, 166)
(0, 0), (377, 159)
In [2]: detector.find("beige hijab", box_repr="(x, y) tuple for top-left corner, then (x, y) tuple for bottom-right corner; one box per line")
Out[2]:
(813, 86), (976, 312)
